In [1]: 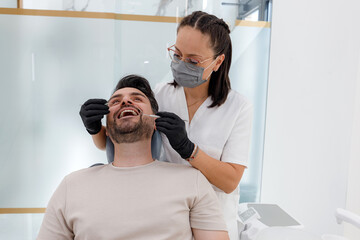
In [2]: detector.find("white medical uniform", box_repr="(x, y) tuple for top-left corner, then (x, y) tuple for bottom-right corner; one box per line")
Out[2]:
(154, 82), (253, 240)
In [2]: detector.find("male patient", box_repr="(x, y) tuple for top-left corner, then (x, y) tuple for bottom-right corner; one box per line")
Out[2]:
(37, 75), (229, 240)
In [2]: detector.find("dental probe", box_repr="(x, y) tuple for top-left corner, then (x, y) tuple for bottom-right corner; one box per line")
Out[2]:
(143, 114), (160, 118)
(144, 113), (188, 122)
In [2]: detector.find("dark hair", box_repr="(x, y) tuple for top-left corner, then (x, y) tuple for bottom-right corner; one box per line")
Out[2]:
(173, 11), (232, 108)
(113, 75), (159, 114)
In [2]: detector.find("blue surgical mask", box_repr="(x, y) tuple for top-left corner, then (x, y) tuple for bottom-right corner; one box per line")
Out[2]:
(170, 60), (215, 88)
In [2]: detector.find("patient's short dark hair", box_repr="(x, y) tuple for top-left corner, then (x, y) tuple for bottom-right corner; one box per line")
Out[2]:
(113, 75), (158, 114)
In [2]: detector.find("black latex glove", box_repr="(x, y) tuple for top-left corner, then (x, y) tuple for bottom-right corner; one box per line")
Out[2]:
(79, 98), (109, 135)
(155, 111), (194, 159)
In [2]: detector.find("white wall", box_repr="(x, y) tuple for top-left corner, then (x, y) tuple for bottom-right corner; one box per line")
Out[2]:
(262, 0), (360, 238)
(344, 47), (360, 238)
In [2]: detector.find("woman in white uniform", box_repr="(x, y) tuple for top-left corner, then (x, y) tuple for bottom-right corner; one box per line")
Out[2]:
(80, 11), (253, 240)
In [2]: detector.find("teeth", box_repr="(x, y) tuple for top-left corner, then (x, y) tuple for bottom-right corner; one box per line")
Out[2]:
(119, 109), (137, 118)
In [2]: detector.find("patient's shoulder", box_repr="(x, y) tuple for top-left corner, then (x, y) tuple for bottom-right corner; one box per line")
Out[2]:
(155, 160), (194, 169)
(154, 160), (201, 176)
(63, 164), (107, 182)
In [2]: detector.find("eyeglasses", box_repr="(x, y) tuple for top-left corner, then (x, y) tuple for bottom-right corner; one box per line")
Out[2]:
(167, 44), (215, 70)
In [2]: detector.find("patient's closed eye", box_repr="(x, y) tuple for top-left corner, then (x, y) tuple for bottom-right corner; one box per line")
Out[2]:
(133, 97), (143, 102)
(108, 100), (120, 107)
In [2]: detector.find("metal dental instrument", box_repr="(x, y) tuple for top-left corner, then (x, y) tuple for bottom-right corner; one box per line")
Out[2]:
(143, 114), (160, 118)
(143, 113), (188, 122)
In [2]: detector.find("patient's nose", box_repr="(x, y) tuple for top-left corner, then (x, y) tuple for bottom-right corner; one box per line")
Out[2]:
(121, 96), (133, 105)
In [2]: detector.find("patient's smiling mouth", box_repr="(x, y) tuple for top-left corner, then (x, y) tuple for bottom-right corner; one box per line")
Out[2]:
(116, 106), (141, 119)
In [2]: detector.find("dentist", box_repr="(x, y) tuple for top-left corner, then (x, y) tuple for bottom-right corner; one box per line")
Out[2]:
(80, 11), (253, 240)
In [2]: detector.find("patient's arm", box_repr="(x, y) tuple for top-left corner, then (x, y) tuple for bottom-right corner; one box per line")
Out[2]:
(91, 126), (107, 150)
(190, 172), (230, 240)
(192, 229), (229, 240)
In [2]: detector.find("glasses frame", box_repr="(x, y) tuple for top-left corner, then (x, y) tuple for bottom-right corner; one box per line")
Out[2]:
(167, 44), (215, 70)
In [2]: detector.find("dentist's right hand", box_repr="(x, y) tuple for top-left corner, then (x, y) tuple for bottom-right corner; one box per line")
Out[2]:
(80, 98), (109, 135)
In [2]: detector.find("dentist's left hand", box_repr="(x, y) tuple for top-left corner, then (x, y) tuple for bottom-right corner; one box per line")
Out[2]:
(80, 98), (109, 135)
(155, 111), (195, 159)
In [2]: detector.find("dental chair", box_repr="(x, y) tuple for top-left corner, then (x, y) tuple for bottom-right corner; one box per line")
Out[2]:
(321, 208), (360, 240)
(238, 204), (360, 240)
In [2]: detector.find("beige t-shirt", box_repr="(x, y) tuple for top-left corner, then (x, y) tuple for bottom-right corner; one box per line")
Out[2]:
(37, 160), (227, 240)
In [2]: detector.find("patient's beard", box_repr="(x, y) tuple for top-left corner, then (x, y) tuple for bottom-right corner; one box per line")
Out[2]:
(106, 116), (153, 144)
